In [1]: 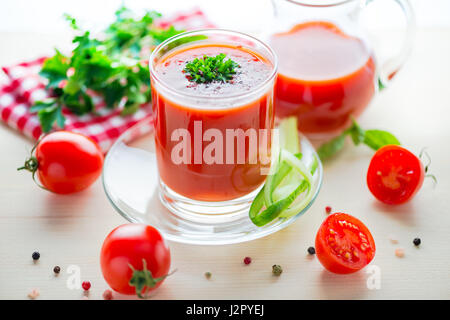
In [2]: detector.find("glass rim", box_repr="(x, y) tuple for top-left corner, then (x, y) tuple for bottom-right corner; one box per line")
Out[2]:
(149, 28), (278, 102)
(284, 0), (355, 8)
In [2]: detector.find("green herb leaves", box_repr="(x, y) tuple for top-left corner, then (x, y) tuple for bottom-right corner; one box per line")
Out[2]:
(32, 6), (184, 132)
(30, 100), (65, 133)
(317, 119), (401, 160)
(184, 54), (240, 84)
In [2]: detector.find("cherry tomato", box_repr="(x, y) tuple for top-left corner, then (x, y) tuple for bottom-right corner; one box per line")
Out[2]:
(18, 131), (104, 194)
(315, 212), (376, 274)
(100, 224), (171, 297)
(367, 145), (424, 205)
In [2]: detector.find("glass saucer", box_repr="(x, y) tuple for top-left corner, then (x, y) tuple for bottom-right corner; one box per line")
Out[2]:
(102, 117), (323, 245)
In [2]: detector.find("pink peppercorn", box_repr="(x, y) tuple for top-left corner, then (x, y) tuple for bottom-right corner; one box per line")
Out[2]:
(82, 281), (91, 291)
(243, 257), (252, 265)
(325, 206), (332, 214)
(103, 289), (113, 300)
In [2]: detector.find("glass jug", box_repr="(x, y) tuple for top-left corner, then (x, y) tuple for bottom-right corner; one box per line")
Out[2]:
(264, 0), (415, 139)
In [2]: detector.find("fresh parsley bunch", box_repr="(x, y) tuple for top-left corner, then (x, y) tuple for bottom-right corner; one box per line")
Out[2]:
(32, 6), (184, 132)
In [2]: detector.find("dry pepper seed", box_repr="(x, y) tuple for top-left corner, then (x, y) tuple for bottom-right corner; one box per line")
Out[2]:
(325, 206), (332, 214)
(103, 289), (113, 300)
(389, 235), (399, 244)
(243, 257), (252, 265)
(307, 247), (316, 255)
(272, 264), (283, 276)
(395, 248), (405, 258)
(82, 281), (91, 291)
(204, 272), (212, 279)
(53, 266), (61, 274)
(413, 238), (421, 246)
(32, 251), (40, 261)
(27, 289), (40, 299)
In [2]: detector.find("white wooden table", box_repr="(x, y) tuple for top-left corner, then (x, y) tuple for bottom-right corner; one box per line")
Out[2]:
(0, 25), (449, 299)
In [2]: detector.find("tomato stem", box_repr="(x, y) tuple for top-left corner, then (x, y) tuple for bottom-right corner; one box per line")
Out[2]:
(128, 259), (175, 299)
(17, 136), (50, 192)
(419, 147), (437, 185)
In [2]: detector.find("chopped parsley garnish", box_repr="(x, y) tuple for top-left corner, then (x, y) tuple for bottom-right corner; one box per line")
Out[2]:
(183, 54), (240, 84)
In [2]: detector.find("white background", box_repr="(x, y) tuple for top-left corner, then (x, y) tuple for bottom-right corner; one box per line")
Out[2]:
(0, 0), (449, 34)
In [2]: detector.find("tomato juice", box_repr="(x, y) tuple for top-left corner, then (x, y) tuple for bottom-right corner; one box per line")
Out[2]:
(151, 43), (276, 201)
(270, 21), (376, 137)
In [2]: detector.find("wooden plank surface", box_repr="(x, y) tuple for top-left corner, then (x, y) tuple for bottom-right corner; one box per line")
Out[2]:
(0, 28), (449, 300)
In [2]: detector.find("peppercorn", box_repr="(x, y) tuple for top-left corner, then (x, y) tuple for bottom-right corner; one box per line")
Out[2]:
(307, 246), (316, 255)
(204, 272), (212, 279)
(103, 289), (113, 300)
(413, 238), (421, 246)
(325, 206), (332, 214)
(243, 257), (252, 265)
(32, 251), (40, 261)
(28, 288), (40, 299)
(82, 281), (91, 291)
(395, 248), (405, 258)
(53, 266), (61, 274)
(272, 264), (283, 276)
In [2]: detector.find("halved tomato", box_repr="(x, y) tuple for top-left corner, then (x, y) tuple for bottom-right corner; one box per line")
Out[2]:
(315, 212), (376, 274)
(367, 145), (425, 205)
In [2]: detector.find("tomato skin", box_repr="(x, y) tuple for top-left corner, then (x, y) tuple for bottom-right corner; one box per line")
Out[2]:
(100, 224), (171, 295)
(35, 131), (104, 194)
(367, 145), (424, 205)
(315, 213), (376, 274)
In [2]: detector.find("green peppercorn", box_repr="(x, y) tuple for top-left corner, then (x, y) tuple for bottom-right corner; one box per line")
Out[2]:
(204, 272), (212, 279)
(272, 264), (283, 276)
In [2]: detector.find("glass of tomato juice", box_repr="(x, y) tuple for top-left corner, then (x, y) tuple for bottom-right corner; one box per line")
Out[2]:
(149, 30), (277, 219)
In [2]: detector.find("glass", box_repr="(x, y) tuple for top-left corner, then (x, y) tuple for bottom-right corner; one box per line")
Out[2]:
(102, 119), (323, 244)
(149, 29), (277, 218)
(265, 0), (415, 139)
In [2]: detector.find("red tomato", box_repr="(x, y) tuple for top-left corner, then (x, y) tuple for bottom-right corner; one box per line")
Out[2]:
(19, 131), (104, 194)
(367, 145), (424, 205)
(100, 224), (171, 297)
(315, 213), (376, 274)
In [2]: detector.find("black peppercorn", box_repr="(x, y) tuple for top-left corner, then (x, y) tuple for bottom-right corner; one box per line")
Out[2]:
(413, 238), (421, 246)
(307, 246), (316, 255)
(32, 251), (40, 261)
(53, 266), (61, 274)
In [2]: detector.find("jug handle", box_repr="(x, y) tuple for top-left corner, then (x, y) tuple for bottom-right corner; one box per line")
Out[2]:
(364, 0), (416, 88)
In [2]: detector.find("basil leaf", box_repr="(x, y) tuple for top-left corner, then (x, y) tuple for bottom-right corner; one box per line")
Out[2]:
(317, 133), (346, 161)
(347, 120), (365, 145)
(363, 130), (400, 150)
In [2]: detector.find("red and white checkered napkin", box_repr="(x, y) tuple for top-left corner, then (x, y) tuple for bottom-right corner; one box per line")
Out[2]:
(0, 8), (215, 152)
